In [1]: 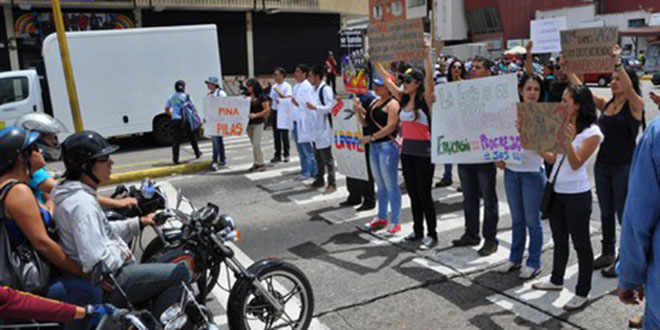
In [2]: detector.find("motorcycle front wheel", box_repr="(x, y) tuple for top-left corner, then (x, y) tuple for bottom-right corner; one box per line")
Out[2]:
(227, 261), (314, 330)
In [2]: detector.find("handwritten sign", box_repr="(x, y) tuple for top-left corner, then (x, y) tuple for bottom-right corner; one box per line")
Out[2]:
(517, 102), (570, 153)
(530, 17), (566, 53)
(203, 96), (250, 137)
(367, 18), (425, 64)
(560, 26), (618, 75)
(431, 74), (521, 164)
(276, 98), (293, 130)
(331, 99), (369, 181)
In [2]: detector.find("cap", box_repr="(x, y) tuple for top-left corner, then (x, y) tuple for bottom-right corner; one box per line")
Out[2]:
(205, 76), (220, 86)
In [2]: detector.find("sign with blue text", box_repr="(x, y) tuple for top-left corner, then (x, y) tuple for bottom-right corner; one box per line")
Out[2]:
(331, 99), (369, 181)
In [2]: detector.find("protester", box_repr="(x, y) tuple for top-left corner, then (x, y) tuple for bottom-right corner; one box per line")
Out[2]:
(325, 51), (338, 94)
(0, 126), (102, 330)
(341, 91), (376, 211)
(165, 80), (202, 165)
(307, 65), (337, 194)
(205, 76), (229, 171)
(54, 130), (191, 319)
(269, 67), (293, 164)
(532, 85), (602, 311)
(291, 64), (318, 180)
(245, 78), (271, 172)
(496, 73), (546, 279)
(435, 59), (467, 188)
(451, 56), (500, 257)
(356, 71), (402, 235)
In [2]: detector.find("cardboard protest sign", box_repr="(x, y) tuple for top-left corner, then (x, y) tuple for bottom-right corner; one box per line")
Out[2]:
(331, 99), (369, 181)
(431, 74), (521, 164)
(560, 26), (618, 75)
(203, 96), (250, 137)
(530, 17), (567, 53)
(367, 18), (426, 64)
(276, 98), (292, 130)
(517, 103), (570, 153)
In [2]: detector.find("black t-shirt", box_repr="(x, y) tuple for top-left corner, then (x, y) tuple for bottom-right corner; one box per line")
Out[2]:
(596, 101), (641, 165)
(359, 93), (377, 135)
(248, 96), (268, 125)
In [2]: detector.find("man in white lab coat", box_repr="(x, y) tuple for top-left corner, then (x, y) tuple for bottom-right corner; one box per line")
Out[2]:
(307, 64), (336, 194)
(291, 64), (318, 180)
(269, 67), (293, 163)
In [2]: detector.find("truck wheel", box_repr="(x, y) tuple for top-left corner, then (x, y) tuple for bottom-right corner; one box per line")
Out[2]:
(598, 77), (609, 87)
(152, 115), (174, 146)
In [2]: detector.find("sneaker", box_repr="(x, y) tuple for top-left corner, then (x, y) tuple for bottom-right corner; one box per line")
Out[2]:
(563, 295), (589, 311)
(601, 263), (618, 278)
(452, 234), (480, 247)
(419, 237), (438, 251)
(435, 178), (452, 188)
(478, 240), (498, 257)
(211, 163), (220, 171)
(532, 281), (563, 291)
(356, 203), (375, 211)
(295, 175), (309, 181)
(283, 156), (290, 163)
(403, 233), (423, 242)
(593, 254), (615, 270)
(323, 185), (337, 194)
(248, 164), (258, 172)
(519, 266), (541, 279)
(270, 157), (281, 163)
(310, 179), (325, 188)
(496, 261), (521, 273)
(386, 224), (401, 235)
(365, 219), (388, 231)
(255, 164), (267, 172)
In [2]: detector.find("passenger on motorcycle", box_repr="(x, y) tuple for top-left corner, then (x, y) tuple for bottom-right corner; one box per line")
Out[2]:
(53, 130), (191, 320)
(15, 113), (139, 210)
(0, 126), (102, 329)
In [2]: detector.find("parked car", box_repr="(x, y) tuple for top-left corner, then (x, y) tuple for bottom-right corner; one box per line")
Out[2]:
(583, 72), (612, 87)
(621, 55), (643, 71)
(652, 72), (660, 86)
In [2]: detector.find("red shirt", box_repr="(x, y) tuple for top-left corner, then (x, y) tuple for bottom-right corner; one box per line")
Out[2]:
(0, 286), (77, 323)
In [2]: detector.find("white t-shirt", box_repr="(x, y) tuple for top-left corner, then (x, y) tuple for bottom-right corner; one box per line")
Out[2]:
(550, 124), (604, 194)
(506, 149), (544, 172)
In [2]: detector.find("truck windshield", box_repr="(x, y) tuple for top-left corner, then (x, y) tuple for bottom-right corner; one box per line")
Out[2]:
(0, 76), (29, 106)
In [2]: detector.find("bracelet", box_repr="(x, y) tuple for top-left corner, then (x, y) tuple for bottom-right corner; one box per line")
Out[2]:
(85, 305), (94, 316)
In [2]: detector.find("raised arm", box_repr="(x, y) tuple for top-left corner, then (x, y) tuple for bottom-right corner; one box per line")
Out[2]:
(374, 61), (404, 100)
(559, 55), (583, 86)
(424, 42), (435, 111)
(612, 45), (644, 120)
(524, 41), (534, 75)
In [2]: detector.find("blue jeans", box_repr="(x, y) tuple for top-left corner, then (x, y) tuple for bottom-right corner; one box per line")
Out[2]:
(211, 136), (225, 164)
(457, 163), (499, 242)
(292, 122), (317, 177)
(369, 140), (401, 224)
(594, 162), (630, 256)
(47, 276), (102, 330)
(504, 168), (546, 269)
(443, 164), (453, 181)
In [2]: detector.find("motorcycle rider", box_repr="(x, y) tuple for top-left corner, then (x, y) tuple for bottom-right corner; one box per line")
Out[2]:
(15, 113), (138, 210)
(52, 130), (191, 320)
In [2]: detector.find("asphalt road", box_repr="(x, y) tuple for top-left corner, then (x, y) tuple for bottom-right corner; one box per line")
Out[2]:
(98, 82), (659, 329)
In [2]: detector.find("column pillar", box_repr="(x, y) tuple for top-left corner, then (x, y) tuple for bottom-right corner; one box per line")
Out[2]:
(4, 5), (20, 70)
(246, 11), (254, 77)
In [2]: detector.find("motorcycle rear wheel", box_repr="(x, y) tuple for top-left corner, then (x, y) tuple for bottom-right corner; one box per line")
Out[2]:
(227, 261), (314, 330)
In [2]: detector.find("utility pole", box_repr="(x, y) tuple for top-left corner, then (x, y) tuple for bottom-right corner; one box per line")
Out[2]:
(50, 0), (84, 132)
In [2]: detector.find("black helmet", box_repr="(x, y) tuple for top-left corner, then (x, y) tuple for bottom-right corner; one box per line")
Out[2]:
(0, 126), (40, 174)
(175, 80), (185, 92)
(62, 131), (118, 183)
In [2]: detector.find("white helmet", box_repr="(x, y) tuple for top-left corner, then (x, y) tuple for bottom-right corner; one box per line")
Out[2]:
(14, 113), (68, 161)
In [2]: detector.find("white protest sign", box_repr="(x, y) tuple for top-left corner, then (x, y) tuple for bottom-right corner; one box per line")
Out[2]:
(203, 96), (250, 137)
(331, 99), (368, 181)
(530, 17), (567, 53)
(431, 74), (521, 164)
(277, 98), (292, 130)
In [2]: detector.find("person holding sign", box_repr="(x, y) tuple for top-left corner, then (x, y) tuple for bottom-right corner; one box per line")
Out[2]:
(532, 85), (603, 311)
(307, 65), (337, 194)
(245, 78), (271, 172)
(269, 67), (292, 164)
(562, 45), (644, 277)
(205, 76), (228, 171)
(450, 57), (501, 258)
(496, 73), (547, 280)
(356, 72), (402, 235)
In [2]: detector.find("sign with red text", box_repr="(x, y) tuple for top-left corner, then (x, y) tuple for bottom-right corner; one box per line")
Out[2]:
(560, 26), (618, 75)
(517, 102), (570, 153)
(431, 74), (521, 164)
(331, 99), (369, 181)
(203, 96), (250, 137)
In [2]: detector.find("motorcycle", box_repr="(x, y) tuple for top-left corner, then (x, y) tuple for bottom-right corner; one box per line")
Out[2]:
(139, 185), (315, 330)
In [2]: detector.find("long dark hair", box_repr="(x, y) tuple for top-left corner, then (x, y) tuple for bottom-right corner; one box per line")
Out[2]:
(565, 85), (597, 134)
(245, 78), (263, 98)
(447, 59), (466, 82)
(518, 73), (545, 102)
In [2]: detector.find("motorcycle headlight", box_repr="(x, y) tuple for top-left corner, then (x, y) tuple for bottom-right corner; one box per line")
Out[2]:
(160, 305), (182, 324)
(213, 214), (235, 233)
(164, 315), (188, 330)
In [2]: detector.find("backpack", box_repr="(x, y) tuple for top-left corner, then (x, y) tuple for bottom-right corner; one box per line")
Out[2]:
(182, 94), (202, 130)
(318, 84), (333, 127)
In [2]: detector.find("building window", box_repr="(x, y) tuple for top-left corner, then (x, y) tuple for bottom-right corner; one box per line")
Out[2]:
(467, 8), (502, 34)
(628, 18), (646, 28)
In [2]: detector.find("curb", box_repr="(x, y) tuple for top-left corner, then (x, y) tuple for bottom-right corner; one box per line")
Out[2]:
(105, 160), (212, 186)
(641, 75), (652, 81)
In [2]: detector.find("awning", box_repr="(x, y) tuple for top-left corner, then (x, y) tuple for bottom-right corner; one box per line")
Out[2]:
(620, 26), (660, 37)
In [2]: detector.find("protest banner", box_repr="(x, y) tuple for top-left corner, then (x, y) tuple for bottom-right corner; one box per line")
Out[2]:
(203, 96), (250, 137)
(431, 74), (521, 164)
(517, 102), (570, 153)
(530, 17), (567, 53)
(331, 99), (369, 181)
(276, 98), (292, 130)
(560, 26), (618, 75)
(367, 18), (426, 64)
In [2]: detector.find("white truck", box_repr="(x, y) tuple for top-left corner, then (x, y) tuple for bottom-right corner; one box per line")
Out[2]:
(0, 24), (222, 145)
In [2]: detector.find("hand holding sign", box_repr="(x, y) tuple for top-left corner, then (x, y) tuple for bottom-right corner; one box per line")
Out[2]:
(517, 102), (570, 154)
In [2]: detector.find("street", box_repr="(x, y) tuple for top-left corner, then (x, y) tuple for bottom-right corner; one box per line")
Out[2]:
(99, 82), (659, 330)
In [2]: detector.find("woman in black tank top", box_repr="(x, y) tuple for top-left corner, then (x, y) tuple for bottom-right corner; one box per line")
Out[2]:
(564, 45), (645, 276)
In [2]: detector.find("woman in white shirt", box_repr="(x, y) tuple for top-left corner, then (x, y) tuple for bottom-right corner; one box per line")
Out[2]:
(532, 85), (603, 312)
